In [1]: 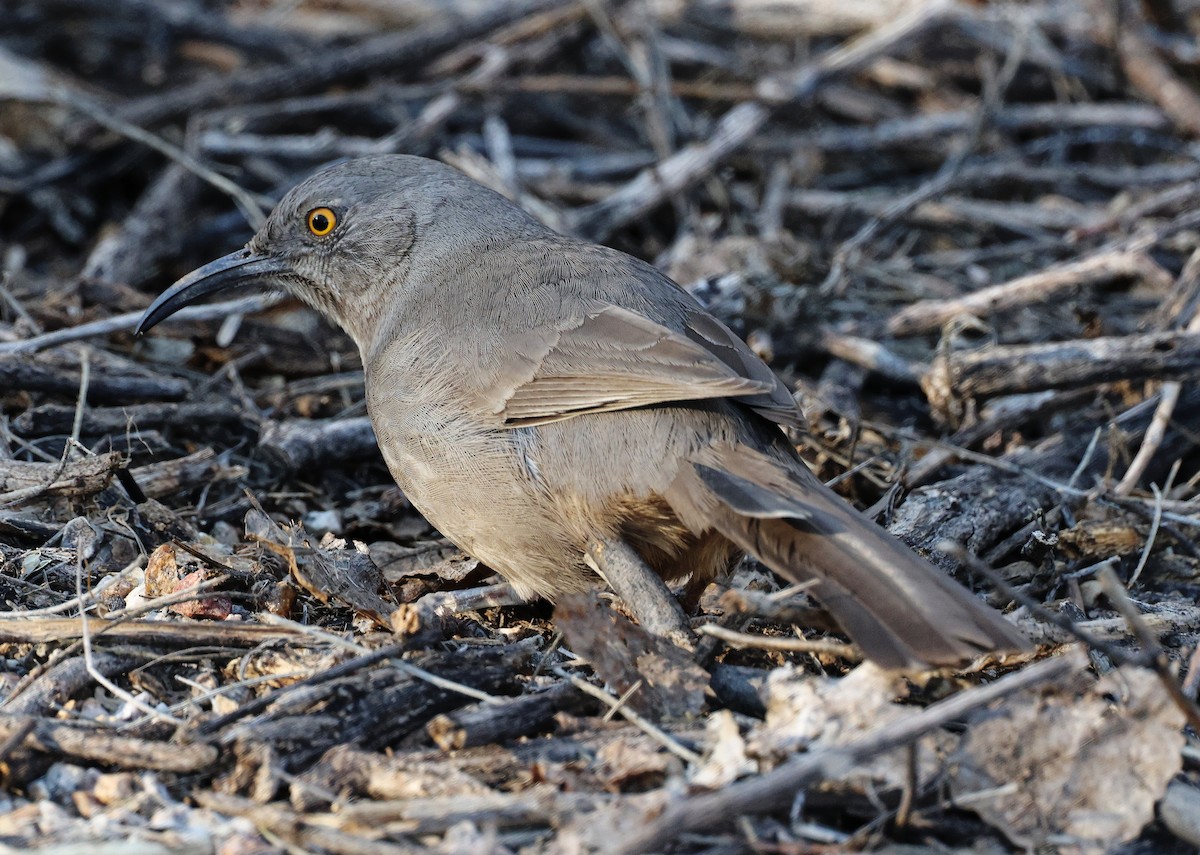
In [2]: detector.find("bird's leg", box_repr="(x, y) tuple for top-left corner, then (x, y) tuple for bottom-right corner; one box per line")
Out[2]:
(586, 537), (695, 648)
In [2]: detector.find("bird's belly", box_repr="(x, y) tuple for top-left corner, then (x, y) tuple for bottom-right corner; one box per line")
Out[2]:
(374, 420), (518, 540)
(366, 398), (772, 599)
(371, 409), (594, 597)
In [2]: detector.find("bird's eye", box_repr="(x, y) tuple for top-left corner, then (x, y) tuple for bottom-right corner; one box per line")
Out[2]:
(306, 207), (337, 237)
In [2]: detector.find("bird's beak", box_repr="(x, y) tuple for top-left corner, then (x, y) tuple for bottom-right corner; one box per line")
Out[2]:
(136, 247), (289, 334)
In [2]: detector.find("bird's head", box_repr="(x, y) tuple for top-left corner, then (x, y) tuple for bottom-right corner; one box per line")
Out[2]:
(136, 154), (539, 348)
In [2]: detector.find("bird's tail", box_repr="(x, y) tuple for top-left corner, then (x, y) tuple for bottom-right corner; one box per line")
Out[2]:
(664, 442), (1029, 669)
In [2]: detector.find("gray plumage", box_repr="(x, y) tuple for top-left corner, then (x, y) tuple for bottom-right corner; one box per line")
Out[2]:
(139, 154), (1028, 669)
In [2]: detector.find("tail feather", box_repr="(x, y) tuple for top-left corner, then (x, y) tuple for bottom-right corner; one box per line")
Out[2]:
(666, 443), (1029, 669)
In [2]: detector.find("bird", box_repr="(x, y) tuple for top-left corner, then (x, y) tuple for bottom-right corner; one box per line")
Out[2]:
(137, 154), (1028, 669)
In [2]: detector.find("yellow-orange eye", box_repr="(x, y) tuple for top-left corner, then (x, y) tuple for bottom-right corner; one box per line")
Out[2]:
(306, 207), (337, 236)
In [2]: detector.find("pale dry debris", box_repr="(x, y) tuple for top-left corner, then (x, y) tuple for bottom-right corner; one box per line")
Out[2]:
(748, 662), (956, 790)
(437, 820), (502, 855)
(688, 709), (756, 790)
(556, 788), (673, 855)
(949, 664), (1185, 853)
(233, 643), (346, 689)
(361, 758), (493, 801)
(666, 233), (771, 290)
(595, 733), (681, 790)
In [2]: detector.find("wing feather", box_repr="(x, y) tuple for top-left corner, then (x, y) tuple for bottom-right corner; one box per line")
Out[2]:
(494, 303), (802, 428)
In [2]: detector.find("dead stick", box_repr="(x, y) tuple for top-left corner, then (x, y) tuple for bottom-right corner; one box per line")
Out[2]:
(0, 293), (285, 355)
(570, 0), (956, 240)
(1096, 566), (1200, 732)
(0, 715), (218, 771)
(1114, 0), (1200, 138)
(0, 617), (305, 647)
(817, 329), (922, 383)
(696, 623), (859, 659)
(13, 402), (247, 436)
(1116, 290), (1200, 494)
(257, 416), (378, 472)
(889, 249), (1171, 336)
(923, 330), (1200, 405)
(0, 355), (188, 402)
(114, 0), (568, 126)
(614, 651), (1085, 854)
(192, 792), (422, 855)
(426, 683), (574, 750)
(941, 543), (1151, 667)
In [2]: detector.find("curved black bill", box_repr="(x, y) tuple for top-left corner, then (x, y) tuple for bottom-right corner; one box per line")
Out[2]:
(136, 248), (288, 334)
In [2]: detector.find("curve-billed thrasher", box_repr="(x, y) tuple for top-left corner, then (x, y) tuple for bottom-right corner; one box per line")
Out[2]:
(138, 154), (1027, 668)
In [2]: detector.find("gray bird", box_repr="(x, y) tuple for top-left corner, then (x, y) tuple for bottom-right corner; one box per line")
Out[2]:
(138, 154), (1027, 669)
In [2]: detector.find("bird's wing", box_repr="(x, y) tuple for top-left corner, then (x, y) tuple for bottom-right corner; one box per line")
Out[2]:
(491, 302), (803, 428)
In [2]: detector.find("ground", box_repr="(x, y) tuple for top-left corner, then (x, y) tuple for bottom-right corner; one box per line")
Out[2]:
(0, 1), (1199, 852)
